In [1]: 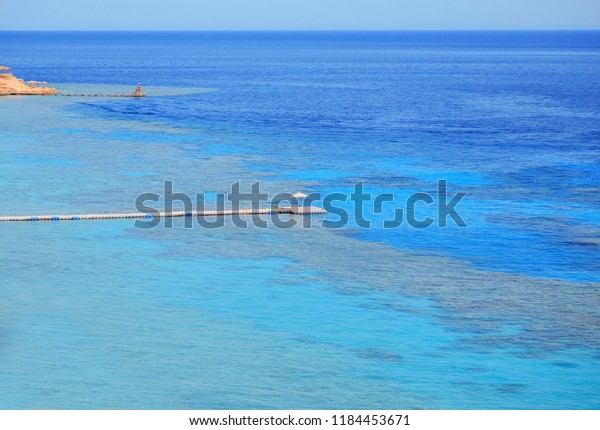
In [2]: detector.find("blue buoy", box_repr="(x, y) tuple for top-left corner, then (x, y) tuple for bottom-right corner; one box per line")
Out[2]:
(146, 214), (153, 219)
(51, 216), (59, 221)
(31, 217), (38, 221)
(72, 216), (80, 220)
(185, 212), (193, 217)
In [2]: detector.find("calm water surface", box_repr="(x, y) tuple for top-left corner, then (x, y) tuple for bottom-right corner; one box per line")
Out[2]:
(0, 31), (599, 409)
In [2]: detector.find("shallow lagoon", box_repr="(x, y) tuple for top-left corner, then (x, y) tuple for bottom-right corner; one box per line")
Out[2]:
(0, 31), (599, 409)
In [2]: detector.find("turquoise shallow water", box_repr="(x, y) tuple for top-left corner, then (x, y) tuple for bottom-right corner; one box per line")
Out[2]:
(0, 31), (599, 409)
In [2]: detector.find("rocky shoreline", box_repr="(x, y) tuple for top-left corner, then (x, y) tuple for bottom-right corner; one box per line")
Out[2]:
(0, 66), (56, 95)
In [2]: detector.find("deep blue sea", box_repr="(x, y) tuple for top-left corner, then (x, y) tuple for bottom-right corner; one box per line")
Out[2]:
(0, 31), (599, 409)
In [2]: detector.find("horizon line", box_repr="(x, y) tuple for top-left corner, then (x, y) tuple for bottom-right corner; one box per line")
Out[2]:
(2, 28), (600, 32)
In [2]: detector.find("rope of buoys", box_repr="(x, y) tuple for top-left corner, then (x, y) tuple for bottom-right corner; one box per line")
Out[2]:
(0, 207), (328, 223)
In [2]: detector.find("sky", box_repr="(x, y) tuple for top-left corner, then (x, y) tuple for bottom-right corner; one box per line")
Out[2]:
(2, 0), (600, 30)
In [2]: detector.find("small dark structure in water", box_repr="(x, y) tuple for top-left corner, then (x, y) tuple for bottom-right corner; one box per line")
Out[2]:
(131, 83), (146, 97)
